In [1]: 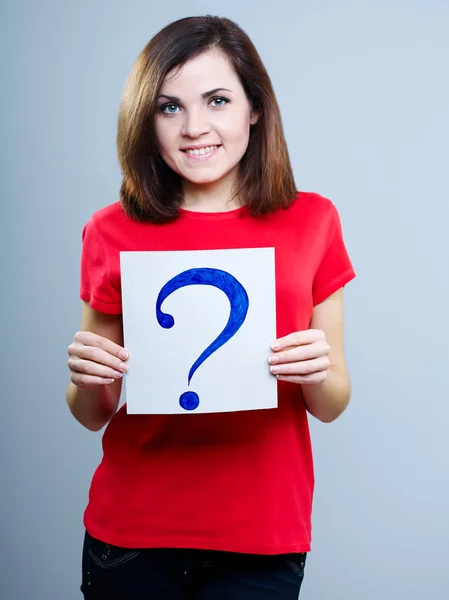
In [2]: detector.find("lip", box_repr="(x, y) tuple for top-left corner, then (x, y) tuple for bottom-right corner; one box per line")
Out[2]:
(181, 145), (222, 160)
(180, 143), (222, 150)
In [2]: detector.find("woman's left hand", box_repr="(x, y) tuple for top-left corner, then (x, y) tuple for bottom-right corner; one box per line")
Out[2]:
(269, 329), (331, 385)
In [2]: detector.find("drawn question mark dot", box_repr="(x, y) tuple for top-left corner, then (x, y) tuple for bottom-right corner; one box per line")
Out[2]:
(179, 391), (200, 411)
(156, 267), (249, 411)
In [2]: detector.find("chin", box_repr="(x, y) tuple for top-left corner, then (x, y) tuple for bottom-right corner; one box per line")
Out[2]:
(180, 171), (229, 186)
(185, 177), (221, 185)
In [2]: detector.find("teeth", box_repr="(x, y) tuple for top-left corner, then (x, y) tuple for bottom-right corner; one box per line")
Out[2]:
(185, 145), (218, 155)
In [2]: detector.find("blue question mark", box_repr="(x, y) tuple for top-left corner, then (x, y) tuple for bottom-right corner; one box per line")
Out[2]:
(156, 268), (249, 411)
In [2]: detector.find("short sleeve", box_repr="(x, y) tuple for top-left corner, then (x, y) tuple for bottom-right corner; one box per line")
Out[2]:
(80, 217), (122, 314)
(312, 203), (356, 306)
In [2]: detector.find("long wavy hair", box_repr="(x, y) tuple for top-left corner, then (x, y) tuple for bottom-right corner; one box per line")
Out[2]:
(117, 15), (297, 222)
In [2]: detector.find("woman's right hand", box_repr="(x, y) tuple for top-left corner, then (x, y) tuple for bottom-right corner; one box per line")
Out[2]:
(67, 331), (129, 391)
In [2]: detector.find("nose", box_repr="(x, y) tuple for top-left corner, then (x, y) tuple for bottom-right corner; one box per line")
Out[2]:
(181, 109), (211, 138)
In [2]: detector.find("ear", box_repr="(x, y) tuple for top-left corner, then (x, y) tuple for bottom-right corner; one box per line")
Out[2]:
(250, 110), (260, 126)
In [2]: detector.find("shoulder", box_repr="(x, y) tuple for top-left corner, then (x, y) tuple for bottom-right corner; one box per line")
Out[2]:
(280, 191), (340, 232)
(85, 202), (129, 230)
(291, 190), (338, 217)
(82, 202), (137, 246)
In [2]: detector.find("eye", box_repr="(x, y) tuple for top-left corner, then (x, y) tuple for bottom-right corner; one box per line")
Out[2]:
(160, 103), (180, 114)
(210, 96), (230, 108)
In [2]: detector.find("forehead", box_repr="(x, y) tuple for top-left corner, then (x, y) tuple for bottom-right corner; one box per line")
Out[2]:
(160, 50), (241, 93)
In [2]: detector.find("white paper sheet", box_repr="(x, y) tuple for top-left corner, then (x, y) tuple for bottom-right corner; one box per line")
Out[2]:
(120, 248), (277, 414)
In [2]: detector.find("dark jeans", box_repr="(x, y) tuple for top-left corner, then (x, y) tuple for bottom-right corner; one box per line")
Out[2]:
(81, 531), (306, 599)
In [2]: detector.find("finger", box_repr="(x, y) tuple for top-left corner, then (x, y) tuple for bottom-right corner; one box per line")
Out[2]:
(269, 340), (330, 365)
(68, 357), (126, 379)
(71, 344), (128, 373)
(271, 329), (324, 351)
(71, 372), (115, 389)
(73, 331), (128, 360)
(277, 371), (328, 385)
(270, 356), (330, 376)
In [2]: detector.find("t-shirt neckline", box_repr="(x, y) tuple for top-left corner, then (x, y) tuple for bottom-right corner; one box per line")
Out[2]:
(178, 205), (247, 221)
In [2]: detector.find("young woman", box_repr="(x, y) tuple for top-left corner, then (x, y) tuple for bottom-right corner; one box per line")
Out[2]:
(67, 15), (356, 600)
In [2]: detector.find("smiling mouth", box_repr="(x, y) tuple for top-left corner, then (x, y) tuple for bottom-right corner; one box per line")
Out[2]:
(181, 144), (221, 156)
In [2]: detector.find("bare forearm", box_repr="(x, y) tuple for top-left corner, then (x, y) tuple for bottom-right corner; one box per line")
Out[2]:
(302, 366), (351, 423)
(66, 382), (121, 431)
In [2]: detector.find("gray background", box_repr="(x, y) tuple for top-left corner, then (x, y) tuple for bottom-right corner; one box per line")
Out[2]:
(1, 0), (448, 598)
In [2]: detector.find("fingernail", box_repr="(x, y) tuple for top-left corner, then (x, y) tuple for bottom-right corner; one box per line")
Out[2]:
(119, 363), (128, 372)
(271, 342), (280, 350)
(268, 355), (279, 364)
(104, 379), (114, 384)
(119, 351), (128, 360)
(113, 371), (123, 377)
(270, 365), (280, 373)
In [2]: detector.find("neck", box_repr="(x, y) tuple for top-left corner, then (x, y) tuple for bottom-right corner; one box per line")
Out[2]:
(181, 170), (242, 213)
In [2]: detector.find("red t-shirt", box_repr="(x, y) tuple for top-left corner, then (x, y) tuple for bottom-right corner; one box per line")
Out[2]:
(80, 191), (356, 554)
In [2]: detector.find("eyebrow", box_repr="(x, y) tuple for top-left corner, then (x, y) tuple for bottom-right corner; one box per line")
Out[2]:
(156, 88), (233, 103)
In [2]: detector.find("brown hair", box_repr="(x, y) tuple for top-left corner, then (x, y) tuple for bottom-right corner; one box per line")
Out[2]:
(117, 15), (297, 223)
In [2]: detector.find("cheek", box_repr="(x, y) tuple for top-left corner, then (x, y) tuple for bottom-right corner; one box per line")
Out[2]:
(154, 120), (175, 153)
(222, 114), (252, 146)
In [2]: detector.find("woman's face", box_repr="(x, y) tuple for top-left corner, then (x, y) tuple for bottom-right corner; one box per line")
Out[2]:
(154, 49), (259, 189)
